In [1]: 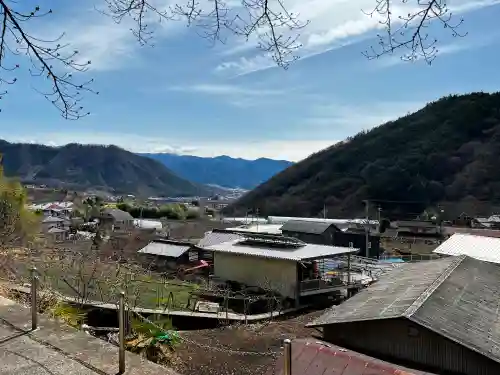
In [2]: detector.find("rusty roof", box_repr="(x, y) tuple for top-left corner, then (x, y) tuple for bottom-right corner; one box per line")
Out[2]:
(268, 339), (435, 375)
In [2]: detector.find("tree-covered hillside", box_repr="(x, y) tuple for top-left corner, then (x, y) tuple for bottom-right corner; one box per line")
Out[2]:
(226, 92), (500, 219)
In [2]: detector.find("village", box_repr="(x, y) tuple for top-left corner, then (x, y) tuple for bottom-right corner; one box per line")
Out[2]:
(2, 191), (500, 375)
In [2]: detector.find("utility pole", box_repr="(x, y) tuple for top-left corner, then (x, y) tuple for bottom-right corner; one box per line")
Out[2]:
(323, 204), (327, 219)
(364, 200), (370, 258)
(255, 208), (260, 231)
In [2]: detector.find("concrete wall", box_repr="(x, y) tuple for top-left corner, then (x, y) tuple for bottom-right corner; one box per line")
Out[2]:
(323, 318), (500, 375)
(213, 252), (297, 299)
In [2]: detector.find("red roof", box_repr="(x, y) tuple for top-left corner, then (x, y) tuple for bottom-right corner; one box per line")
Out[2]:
(269, 339), (436, 375)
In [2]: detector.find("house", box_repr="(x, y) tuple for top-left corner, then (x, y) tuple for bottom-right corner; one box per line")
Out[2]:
(280, 220), (380, 258)
(100, 208), (134, 231)
(204, 233), (359, 304)
(137, 239), (201, 271)
(47, 227), (69, 242)
(395, 220), (440, 237)
(308, 256), (500, 375)
(268, 338), (435, 375)
(41, 216), (66, 232)
(433, 233), (500, 264)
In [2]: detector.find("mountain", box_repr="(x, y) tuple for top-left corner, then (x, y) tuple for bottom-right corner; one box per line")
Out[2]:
(0, 141), (210, 197)
(139, 153), (293, 189)
(225, 92), (500, 219)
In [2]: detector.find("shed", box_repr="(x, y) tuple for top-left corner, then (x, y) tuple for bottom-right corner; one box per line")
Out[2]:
(268, 338), (435, 375)
(433, 233), (500, 264)
(47, 227), (68, 242)
(137, 239), (198, 271)
(281, 220), (380, 258)
(205, 233), (359, 302)
(101, 208), (134, 231)
(308, 256), (500, 375)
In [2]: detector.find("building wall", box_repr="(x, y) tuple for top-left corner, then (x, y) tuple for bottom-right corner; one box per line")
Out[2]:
(213, 252), (297, 299)
(323, 318), (500, 375)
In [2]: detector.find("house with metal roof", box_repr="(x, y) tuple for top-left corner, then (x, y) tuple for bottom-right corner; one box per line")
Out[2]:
(281, 219), (381, 258)
(204, 233), (360, 303)
(137, 239), (199, 271)
(433, 233), (500, 264)
(308, 256), (500, 375)
(100, 208), (134, 232)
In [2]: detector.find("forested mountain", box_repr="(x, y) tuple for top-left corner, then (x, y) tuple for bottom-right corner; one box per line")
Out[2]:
(140, 153), (293, 189)
(226, 92), (500, 219)
(0, 141), (210, 197)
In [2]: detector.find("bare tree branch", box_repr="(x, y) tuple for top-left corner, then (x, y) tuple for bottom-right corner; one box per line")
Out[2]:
(0, 1), (96, 119)
(362, 0), (467, 64)
(103, 0), (309, 69)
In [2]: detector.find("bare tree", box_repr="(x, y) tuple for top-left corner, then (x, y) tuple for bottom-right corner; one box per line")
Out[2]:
(0, 2), (95, 120)
(363, 0), (467, 64)
(0, 1), (469, 119)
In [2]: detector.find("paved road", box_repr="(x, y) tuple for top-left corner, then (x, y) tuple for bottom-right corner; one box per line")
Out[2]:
(0, 296), (95, 374)
(0, 322), (97, 374)
(0, 295), (179, 375)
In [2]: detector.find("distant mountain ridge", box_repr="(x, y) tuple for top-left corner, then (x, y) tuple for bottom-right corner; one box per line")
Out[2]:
(0, 141), (210, 197)
(140, 153), (293, 189)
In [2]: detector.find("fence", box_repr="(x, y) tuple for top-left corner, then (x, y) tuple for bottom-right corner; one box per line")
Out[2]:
(378, 253), (443, 262)
(22, 265), (293, 374)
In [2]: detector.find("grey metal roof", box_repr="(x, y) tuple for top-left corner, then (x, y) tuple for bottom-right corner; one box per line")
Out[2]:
(197, 231), (244, 248)
(138, 241), (191, 258)
(433, 233), (500, 263)
(308, 255), (500, 364)
(280, 220), (337, 234)
(47, 227), (67, 233)
(102, 208), (134, 221)
(42, 216), (65, 223)
(205, 239), (358, 261)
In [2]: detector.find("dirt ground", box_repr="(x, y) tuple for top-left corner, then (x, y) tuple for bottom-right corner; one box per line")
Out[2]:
(169, 309), (325, 375)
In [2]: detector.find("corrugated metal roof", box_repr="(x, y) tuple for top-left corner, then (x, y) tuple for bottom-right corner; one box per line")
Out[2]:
(309, 257), (459, 326)
(205, 239), (358, 261)
(280, 220), (337, 234)
(308, 255), (500, 365)
(102, 208), (134, 221)
(433, 233), (500, 263)
(42, 216), (65, 223)
(138, 241), (191, 258)
(268, 339), (435, 375)
(197, 231), (244, 248)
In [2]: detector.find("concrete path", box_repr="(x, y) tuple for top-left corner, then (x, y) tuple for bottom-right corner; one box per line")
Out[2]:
(0, 296), (179, 375)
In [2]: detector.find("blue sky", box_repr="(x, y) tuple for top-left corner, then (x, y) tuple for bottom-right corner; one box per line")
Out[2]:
(2, 0), (500, 161)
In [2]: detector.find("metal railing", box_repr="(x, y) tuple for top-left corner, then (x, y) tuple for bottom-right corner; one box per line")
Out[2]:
(378, 253), (443, 262)
(29, 266), (128, 373)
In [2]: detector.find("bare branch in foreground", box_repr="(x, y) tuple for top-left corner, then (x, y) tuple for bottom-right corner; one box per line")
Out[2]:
(103, 0), (309, 68)
(362, 0), (467, 64)
(0, 1), (96, 119)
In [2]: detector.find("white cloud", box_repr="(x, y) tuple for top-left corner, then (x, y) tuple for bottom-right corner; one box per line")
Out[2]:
(170, 83), (283, 96)
(169, 83), (288, 107)
(37, 2), (186, 72)
(307, 100), (426, 132)
(2, 132), (333, 162)
(215, 0), (500, 76)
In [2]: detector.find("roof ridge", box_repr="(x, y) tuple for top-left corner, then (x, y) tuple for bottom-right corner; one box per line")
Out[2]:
(403, 255), (466, 318)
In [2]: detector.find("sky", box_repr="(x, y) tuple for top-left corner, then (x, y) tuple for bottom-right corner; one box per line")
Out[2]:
(2, 0), (500, 161)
